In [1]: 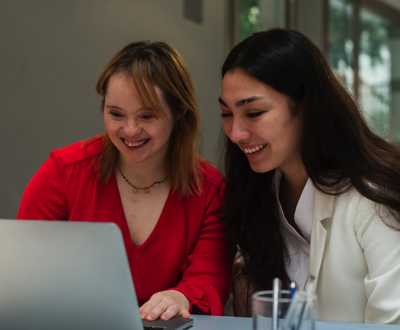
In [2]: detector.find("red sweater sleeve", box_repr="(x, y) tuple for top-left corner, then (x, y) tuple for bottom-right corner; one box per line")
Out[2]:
(17, 151), (68, 220)
(170, 165), (233, 316)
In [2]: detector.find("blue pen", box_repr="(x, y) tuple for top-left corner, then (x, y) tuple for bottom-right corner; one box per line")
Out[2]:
(290, 281), (296, 299)
(289, 282), (296, 330)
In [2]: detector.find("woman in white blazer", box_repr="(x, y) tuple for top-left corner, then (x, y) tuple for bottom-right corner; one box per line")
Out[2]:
(218, 28), (400, 323)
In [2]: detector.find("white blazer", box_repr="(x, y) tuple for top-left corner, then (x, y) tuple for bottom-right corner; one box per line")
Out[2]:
(309, 186), (400, 324)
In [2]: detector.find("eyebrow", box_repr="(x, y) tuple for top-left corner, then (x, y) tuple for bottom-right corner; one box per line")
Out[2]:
(218, 96), (264, 108)
(105, 105), (154, 111)
(106, 105), (123, 110)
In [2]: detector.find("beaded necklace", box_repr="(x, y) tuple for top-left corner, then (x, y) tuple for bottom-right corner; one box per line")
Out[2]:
(117, 166), (167, 194)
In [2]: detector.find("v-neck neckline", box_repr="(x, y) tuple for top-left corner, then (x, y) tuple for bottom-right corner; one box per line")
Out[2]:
(275, 169), (313, 244)
(110, 173), (174, 250)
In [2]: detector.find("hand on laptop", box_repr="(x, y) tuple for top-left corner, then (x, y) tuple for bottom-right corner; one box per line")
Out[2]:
(139, 290), (191, 322)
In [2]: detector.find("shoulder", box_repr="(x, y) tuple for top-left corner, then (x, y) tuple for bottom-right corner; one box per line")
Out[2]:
(50, 137), (104, 166)
(335, 186), (376, 213)
(324, 185), (398, 230)
(198, 159), (224, 190)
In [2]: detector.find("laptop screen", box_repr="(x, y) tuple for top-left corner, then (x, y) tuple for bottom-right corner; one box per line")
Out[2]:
(0, 220), (143, 330)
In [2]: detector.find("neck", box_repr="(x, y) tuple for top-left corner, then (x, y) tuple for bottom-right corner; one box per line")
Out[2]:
(118, 155), (168, 186)
(279, 163), (309, 204)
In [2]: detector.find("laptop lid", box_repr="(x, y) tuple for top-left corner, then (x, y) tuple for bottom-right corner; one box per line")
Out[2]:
(0, 220), (193, 330)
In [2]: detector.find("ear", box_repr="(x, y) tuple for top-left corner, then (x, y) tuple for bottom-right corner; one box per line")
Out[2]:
(176, 106), (188, 120)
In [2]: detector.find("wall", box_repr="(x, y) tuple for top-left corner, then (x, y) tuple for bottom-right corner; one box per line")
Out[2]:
(297, 0), (325, 51)
(0, 0), (228, 218)
(380, 0), (400, 12)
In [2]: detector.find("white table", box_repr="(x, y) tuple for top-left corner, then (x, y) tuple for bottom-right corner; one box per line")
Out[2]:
(190, 315), (400, 329)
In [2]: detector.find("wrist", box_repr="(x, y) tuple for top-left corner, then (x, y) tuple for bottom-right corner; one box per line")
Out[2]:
(169, 289), (190, 310)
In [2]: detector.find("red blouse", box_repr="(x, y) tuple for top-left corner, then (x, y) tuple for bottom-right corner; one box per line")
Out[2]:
(17, 139), (232, 315)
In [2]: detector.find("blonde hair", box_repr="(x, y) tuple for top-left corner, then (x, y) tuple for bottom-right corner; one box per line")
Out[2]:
(88, 41), (202, 196)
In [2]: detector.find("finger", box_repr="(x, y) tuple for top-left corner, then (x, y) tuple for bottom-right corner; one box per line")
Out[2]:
(160, 304), (179, 321)
(139, 304), (148, 319)
(177, 309), (191, 319)
(146, 295), (175, 321)
(146, 303), (169, 322)
(140, 292), (164, 319)
(139, 303), (146, 313)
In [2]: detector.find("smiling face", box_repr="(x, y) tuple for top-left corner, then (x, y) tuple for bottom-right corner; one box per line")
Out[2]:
(219, 69), (303, 174)
(103, 73), (174, 169)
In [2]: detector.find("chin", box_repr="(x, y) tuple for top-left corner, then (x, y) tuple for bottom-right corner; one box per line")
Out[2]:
(248, 162), (274, 174)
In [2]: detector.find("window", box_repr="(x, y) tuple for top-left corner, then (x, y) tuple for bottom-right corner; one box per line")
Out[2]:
(328, 0), (400, 142)
(236, 0), (289, 42)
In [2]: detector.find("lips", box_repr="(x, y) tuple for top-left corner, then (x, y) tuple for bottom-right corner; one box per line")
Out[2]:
(123, 138), (149, 147)
(242, 143), (267, 154)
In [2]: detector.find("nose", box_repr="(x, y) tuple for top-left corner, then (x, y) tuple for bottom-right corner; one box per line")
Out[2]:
(225, 116), (250, 144)
(123, 118), (142, 137)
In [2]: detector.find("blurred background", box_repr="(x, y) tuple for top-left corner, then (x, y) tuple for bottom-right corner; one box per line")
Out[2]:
(1, 0), (400, 220)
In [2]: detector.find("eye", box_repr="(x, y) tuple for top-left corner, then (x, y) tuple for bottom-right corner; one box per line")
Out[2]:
(221, 112), (232, 118)
(247, 112), (264, 118)
(110, 111), (123, 118)
(141, 114), (154, 120)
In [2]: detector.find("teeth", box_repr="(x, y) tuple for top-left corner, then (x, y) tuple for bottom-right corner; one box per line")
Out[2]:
(244, 144), (266, 154)
(125, 139), (147, 147)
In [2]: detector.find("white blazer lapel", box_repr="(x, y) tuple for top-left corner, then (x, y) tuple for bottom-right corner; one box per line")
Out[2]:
(308, 190), (335, 293)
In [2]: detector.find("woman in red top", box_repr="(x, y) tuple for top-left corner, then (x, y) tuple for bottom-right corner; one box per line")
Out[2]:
(17, 41), (231, 321)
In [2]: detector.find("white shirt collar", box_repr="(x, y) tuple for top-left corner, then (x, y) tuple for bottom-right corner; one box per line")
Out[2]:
(274, 169), (315, 287)
(275, 169), (314, 243)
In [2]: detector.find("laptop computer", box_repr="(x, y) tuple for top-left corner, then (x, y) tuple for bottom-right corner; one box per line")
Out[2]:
(0, 219), (193, 330)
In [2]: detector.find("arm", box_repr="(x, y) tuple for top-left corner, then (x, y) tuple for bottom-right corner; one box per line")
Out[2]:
(231, 254), (254, 317)
(140, 176), (233, 320)
(171, 180), (233, 316)
(358, 202), (400, 323)
(17, 151), (67, 220)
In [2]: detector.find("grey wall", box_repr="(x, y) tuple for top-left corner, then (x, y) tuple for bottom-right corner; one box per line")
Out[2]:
(297, 0), (325, 51)
(0, 0), (228, 218)
(381, 0), (400, 12)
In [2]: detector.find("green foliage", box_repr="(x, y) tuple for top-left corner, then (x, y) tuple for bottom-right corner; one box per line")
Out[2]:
(240, 0), (260, 41)
(328, 0), (400, 141)
(329, 0), (392, 68)
(360, 9), (391, 65)
(329, 0), (354, 69)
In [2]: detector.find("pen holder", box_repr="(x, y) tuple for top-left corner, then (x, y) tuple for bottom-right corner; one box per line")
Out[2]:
(282, 290), (317, 330)
(252, 290), (291, 330)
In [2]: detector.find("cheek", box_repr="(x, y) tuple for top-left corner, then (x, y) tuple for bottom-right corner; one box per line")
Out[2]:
(150, 122), (174, 143)
(278, 120), (303, 153)
(103, 119), (115, 134)
(103, 119), (121, 140)
(268, 115), (291, 140)
(163, 121), (174, 137)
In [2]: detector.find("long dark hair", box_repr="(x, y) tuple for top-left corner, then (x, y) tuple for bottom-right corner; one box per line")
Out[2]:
(221, 28), (400, 304)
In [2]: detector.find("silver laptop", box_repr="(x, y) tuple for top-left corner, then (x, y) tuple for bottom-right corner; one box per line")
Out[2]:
(0, 219), (193, 330)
